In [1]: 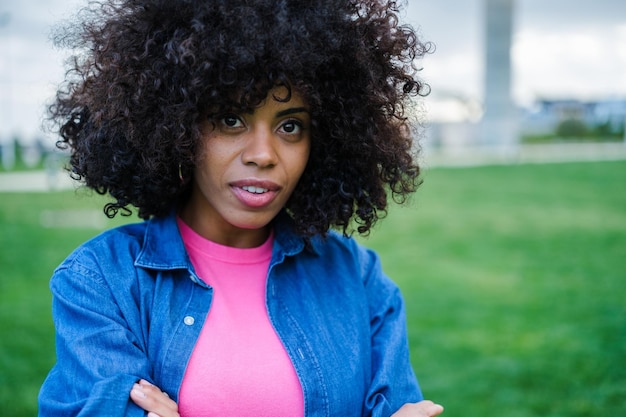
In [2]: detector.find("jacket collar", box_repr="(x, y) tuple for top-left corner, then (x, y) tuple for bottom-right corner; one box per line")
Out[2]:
(134, 210), (191, 272)
(135, 210), (319, 274)
(271, 211), (323, 257)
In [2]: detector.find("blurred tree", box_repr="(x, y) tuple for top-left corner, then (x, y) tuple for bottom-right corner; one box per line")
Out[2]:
(556, 118), (588, 138)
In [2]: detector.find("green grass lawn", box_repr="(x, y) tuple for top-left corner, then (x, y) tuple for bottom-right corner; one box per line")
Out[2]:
(1, 161), (625, 416)
(0, 190), (130, 416)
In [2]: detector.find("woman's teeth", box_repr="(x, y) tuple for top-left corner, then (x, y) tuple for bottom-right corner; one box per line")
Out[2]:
(242, 185), (268, 194)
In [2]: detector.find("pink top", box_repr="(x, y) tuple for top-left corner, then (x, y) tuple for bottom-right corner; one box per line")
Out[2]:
(176, 219), (304, 417)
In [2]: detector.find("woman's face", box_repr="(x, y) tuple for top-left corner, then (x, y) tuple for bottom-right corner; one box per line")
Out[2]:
(180, 87), (311, 248)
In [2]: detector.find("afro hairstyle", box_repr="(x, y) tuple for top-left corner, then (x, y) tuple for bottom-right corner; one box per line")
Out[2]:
(49, 0), (432, 236)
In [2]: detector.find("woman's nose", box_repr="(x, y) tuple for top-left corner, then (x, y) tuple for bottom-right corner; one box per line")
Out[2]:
(240, 127), (278, 168)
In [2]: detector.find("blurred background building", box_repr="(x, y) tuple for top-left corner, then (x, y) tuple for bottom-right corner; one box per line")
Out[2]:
(482, 0), (516, 152)
(406, 0), (626, 164)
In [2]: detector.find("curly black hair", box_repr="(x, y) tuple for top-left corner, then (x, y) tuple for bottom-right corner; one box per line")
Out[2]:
(49, 0), (432, 236)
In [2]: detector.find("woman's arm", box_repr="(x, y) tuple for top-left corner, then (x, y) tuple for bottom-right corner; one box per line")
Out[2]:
(39, 258), (153, 416)
(359, 245), (442, 417)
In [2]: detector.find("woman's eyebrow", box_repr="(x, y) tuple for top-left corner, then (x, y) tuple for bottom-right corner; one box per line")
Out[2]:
(275, 107), (309, 118)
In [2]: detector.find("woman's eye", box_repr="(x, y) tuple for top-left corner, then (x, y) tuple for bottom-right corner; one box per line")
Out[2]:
(280, 120), (302, 134)
(221, 115), (243, 128)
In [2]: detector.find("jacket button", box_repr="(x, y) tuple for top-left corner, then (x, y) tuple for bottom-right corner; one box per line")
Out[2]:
(183, 316), (195, 326)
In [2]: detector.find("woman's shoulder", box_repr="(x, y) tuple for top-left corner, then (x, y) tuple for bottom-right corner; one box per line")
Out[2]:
(304, 230), (383, 283)
(314, 230), (377, 262)
(77, 220), (147, 252)
(56, 221), (149, 277)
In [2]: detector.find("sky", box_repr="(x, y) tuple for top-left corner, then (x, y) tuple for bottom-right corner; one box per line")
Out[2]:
(404, 0), (626, 120)
(1, 0), (625, 140)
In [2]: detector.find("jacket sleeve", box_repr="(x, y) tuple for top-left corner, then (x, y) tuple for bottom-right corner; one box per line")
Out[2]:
(360, 246), (424, 417)
(38, 255), (151, 417)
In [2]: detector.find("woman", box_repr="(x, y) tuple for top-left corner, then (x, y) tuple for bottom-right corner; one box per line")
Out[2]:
(38, 0), (442, 416)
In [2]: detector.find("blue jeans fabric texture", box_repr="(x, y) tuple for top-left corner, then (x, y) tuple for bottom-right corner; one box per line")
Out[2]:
(38, 211), (422, 416)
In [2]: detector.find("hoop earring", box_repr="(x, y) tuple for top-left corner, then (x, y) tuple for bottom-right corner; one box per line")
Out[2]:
(178, 164), (184, 184)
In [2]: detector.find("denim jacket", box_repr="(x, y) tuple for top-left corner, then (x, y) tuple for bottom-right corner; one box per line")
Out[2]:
(38, 211), (422, 416)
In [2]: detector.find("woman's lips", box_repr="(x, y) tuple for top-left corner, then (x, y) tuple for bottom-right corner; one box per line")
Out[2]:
(230, 180), (281, 208)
